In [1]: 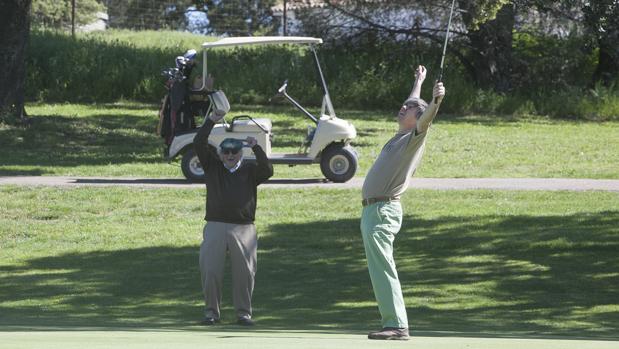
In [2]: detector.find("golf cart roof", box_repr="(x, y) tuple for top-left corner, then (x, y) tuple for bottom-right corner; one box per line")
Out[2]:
(202, 36), (322, 49)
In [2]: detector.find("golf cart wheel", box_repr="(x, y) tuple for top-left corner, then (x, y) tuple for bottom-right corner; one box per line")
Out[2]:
(181, 148), (205, 182)
(320, 144), (358, 183)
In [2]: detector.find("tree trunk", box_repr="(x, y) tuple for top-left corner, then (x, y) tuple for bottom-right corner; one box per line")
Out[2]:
(460, 2), (515, 92)
(592, 11), (619, 86)
(593, 43), (619, 86)
(0, 0), (31, 123)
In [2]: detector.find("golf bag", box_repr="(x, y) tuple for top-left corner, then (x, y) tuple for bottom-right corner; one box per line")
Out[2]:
(157, 50), (210, 145)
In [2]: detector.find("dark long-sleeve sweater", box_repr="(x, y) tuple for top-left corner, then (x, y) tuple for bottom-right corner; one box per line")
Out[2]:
(193, 119), (273, 224)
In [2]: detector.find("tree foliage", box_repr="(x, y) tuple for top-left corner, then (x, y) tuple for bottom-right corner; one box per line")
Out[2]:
(296, 0), (617, 91)
(106, 0), (194, 30)
(582, 0), (619, 85)
(298, 1), (515, 91)
(527, 0), (618, 86)
(457, 0), (512, 29)
(105, 0), (277, 35)
(31, 0), (105, 28)
(310, 0), (511, 37)
(203, 0), (278, 36)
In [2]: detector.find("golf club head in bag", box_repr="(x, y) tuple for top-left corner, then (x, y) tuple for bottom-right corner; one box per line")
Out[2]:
(183, 49), (197, 61)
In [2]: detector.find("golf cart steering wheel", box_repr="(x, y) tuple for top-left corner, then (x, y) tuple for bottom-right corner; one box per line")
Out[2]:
(269, 80), (288, 102)
(278, 80), (288, 94)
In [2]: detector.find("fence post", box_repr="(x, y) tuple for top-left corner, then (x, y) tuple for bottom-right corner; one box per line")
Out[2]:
(71, 0), (76, 38)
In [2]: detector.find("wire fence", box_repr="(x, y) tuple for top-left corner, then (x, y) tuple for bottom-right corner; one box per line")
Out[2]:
(31, 1), (350, 37)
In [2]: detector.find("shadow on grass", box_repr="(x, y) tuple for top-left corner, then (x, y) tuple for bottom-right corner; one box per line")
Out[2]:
(0, 114), (163, 169)
(73, 178), (197, 185)
(0, 169), (46, 176)
(0, 211), (617, 339)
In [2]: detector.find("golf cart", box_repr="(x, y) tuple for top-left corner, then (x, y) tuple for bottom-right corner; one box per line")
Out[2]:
(162, 36), (358, 183)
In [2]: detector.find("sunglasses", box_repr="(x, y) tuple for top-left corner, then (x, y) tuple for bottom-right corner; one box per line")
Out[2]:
(221, 148), (241, 155)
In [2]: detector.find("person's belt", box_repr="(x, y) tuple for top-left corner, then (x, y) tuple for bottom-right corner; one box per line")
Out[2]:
(362, 196), (400, 207)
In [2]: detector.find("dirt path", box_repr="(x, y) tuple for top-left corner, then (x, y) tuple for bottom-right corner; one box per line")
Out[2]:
(1, 176), (618, 191)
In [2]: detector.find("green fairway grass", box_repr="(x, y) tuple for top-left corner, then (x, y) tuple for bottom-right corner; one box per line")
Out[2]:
(1, 186), (617, 338)
(0, 103), (617, 179)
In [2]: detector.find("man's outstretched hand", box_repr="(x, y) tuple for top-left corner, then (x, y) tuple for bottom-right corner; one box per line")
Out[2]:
(433, 81), (446, 104)
(245, 136), (258, 148)
(415, 65), (427, 84)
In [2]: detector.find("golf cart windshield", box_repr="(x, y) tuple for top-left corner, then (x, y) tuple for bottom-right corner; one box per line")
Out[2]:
(196, 36), (335, 119)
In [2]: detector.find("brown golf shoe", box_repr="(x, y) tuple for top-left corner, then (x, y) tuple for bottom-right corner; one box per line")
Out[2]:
(368, 327), (410, 340)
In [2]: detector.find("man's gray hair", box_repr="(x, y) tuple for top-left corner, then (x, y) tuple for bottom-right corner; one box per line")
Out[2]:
(403, 98), (428, 120)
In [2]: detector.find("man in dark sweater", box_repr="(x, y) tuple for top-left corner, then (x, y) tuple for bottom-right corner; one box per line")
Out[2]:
(194, 111), (273, 326)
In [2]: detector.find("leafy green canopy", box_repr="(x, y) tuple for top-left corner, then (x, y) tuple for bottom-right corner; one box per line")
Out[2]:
(31, 0), (105, 28)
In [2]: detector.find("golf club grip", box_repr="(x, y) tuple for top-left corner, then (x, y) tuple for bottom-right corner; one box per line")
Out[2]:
(434, 72), (443, 103)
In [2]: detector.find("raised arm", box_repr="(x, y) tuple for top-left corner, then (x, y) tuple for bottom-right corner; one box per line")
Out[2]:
(246, 137), (273, 185)
(408, 65), (427, 100)
(193, 108), (225, 169)
(416, 82), (446, 134)
(193, 119), (218, 169)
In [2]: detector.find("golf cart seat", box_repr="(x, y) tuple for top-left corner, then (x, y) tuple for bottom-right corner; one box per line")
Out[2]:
(229, 117), (272, 133)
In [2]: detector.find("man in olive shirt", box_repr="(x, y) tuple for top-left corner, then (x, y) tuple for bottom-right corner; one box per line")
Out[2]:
(361, 66), (445, 340)
(194, 109), (273, 326)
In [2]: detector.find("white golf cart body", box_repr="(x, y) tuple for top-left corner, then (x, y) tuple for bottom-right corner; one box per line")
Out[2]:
(167, 36), (358, 182)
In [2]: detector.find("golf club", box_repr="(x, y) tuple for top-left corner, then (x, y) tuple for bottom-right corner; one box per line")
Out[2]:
(435, 0), (457, 103)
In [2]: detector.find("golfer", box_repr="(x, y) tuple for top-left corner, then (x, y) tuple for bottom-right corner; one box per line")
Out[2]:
(361, 65), (445, 340)
(193, 110), (273, 326)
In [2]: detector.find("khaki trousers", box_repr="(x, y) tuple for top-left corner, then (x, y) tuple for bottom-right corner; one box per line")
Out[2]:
(199, 221), (257, 319)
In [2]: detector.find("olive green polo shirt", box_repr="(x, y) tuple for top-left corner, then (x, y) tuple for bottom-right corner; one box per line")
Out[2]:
(362, 103), (439, 200)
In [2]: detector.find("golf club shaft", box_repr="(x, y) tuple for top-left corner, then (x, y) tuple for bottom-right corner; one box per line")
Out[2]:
(435, 0), (457, 103)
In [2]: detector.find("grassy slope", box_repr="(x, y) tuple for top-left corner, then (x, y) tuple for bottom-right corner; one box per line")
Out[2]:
(1, 186), (617, 337)
(83, 29), (214, 49)
(1, 103), (617, 179)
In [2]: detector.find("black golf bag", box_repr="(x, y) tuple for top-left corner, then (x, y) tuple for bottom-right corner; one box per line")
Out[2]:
(157, 50), (210, 146)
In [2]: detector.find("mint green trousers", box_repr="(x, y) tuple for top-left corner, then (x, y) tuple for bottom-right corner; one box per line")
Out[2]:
(360, 200), (408, 328)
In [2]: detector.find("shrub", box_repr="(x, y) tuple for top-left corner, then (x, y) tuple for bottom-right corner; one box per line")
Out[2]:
(25, 29), (618, 120)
